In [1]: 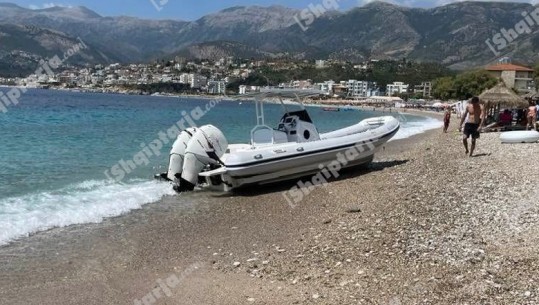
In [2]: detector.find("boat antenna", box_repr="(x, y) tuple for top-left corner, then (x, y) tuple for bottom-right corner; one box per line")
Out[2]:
(294, 93), (306, 110)
(278, 96), (290, 116)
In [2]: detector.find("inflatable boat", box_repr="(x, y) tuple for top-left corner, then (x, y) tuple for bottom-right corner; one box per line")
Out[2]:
(500, 130), (539, 144)
(159, 89), (400, 192)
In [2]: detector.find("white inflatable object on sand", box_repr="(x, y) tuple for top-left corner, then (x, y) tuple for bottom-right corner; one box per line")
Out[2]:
(500, 130), (539, 144)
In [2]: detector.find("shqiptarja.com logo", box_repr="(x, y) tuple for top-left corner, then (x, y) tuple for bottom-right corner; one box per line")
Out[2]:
(149, 0), (169, 12)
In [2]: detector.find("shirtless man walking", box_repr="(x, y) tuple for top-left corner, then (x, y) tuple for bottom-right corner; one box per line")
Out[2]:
(459, 96), (485, 157)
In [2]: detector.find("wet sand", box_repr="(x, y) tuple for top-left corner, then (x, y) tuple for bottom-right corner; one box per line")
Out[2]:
(1, 118), (539, 305)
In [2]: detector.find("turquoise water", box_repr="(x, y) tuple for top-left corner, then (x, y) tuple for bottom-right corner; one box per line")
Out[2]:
(0, 88), (441, 245)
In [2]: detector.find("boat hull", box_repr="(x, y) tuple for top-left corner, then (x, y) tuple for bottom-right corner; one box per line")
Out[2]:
(207, 116), (400, 190)
(225, 130), (394, 179)
(229, 152), (376, 189)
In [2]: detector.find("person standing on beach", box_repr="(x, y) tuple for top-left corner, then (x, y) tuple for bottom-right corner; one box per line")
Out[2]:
(459, 97), (485, 157)
(527, 101), (537, 130)
(443, 107), (451, 133)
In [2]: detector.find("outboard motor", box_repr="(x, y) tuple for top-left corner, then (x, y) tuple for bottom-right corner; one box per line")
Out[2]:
(176, 125), (228, 192)
(167, 128), (196, 181)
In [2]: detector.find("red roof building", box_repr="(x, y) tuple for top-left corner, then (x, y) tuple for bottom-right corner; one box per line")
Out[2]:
(485, 63), (534, 72)
(485, 63), (534, 94)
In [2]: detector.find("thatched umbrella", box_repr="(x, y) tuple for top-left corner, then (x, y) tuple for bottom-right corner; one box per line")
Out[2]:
(478, 82), (530, 125)
(478, 82), (528, 108)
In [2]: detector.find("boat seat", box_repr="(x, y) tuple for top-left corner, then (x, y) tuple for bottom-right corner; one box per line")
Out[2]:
(251, 126), (288, 145)
(273, 130), (288, 144)
(252, 126), (273, 145)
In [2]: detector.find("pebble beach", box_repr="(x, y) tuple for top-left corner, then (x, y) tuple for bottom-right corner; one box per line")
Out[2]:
(1, 118), (538, 305)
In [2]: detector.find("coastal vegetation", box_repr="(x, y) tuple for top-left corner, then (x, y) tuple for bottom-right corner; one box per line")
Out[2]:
(120, 83), (192, 94)
(432, 70), (498, 100)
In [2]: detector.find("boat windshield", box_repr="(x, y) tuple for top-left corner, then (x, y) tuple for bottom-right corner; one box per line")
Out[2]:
(281, 110), (313, 124)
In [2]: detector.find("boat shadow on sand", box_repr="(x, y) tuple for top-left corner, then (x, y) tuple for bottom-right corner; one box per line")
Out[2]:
(223, 159), (409, 197)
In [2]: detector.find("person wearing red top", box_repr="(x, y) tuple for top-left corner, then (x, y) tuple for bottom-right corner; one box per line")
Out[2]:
(443, 107), (451, 133)
(527, 101), (537, 130)
(499, 109), (512, 126)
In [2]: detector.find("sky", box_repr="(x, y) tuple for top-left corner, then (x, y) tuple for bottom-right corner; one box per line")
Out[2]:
(8, 0), (539, 20)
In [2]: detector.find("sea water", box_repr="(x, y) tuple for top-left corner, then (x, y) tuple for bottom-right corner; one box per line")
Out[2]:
(0, 88), (441, 245)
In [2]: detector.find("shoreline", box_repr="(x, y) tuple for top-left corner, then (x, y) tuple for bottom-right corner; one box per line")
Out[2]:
(2, 85), (448, 117)
(2, 85), (449, 125)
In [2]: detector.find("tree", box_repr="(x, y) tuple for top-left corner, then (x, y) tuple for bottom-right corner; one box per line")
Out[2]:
(533, 62), (539, 90)
(453, 70), (497, 99)
(432, 76), (455, 100)
(396, 92), (412, 101)
(432, 70), (497, 100)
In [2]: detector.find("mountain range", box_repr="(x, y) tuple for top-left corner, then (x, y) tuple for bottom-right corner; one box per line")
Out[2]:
(1, 1), (539, 75)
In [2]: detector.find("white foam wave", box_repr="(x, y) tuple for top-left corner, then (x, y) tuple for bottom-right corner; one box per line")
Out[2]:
(0, 180), (175, 246)
(392, 116), (443, 141)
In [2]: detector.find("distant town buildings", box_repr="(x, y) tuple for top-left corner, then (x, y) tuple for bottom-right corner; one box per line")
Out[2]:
(207, 80), (226, 94)
(239, 85), (261, 94)
(314, 80), (380, 97)
(315, 80), (335, 95)
(290, 80), (313, 90)
(188, 74), (208, 89)
(386, 82), (410, 96)
(0, 77), (16, 85)
(179, 73), (190, 84)
(346, 80), (379, 98)
(4, 57), (443, 99)
(414, 82), (432, 98)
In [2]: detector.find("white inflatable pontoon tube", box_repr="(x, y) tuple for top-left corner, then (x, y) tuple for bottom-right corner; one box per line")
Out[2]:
(500, 130), (539, 144)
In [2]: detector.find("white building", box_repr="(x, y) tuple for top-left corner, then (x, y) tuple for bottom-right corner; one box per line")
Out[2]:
(239, 85), (261, 94)
(290, 80), (313, 90)
(189, 74), (207, 89)
(315, 60), (326, 69)
(386, 82), (409, 96)
(91, 75), (104, 85)
(239, 85), (247, 95)
(346, 80), (378, 98)
(179, 73), (190, 84)
(207, 80), (226, 94)
(315, 80), (335, 95)
(161, 74), (172, 83)
(414, 82), (432, 98)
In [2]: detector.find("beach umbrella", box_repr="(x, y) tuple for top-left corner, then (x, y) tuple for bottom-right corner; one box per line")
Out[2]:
(478, 82), (528, 108)
(432, 102), (444, 108)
